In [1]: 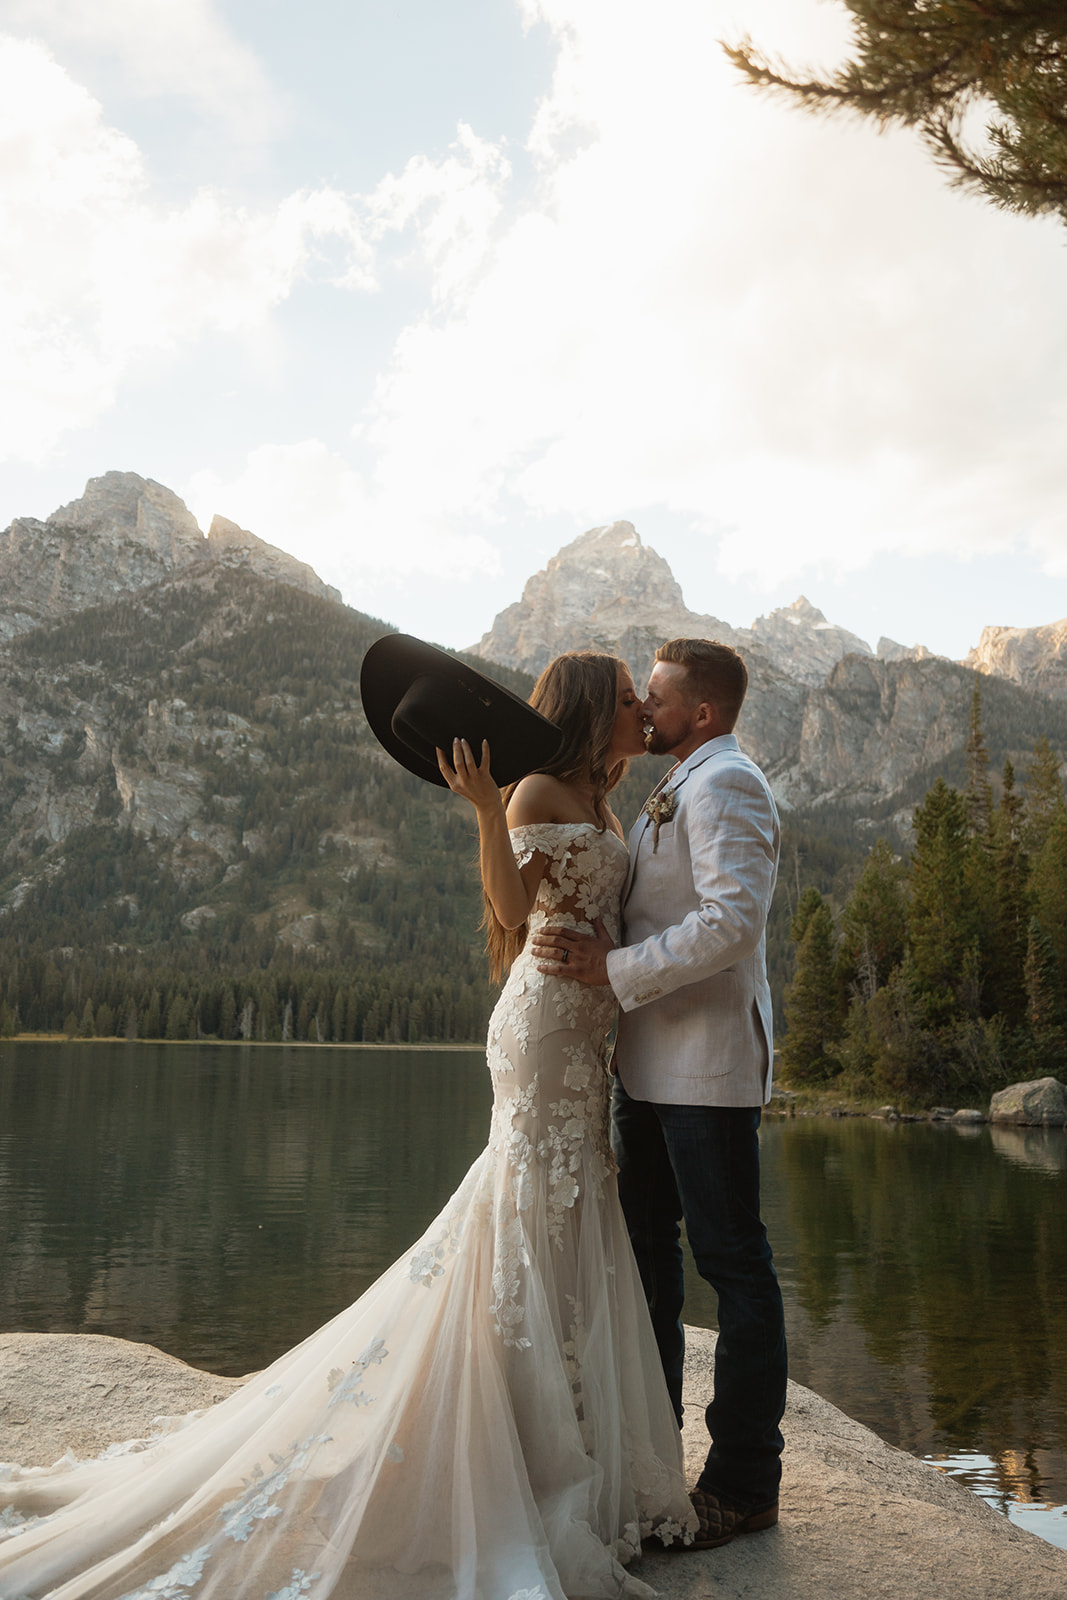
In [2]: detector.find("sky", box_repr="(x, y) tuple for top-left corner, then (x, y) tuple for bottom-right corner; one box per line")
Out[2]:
(2, 0), (1066, 663)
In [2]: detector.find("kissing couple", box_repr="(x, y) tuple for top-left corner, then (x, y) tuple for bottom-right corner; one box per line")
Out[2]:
(0, 637), (786, 1600)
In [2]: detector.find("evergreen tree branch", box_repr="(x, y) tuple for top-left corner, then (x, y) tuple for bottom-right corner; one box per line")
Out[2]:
(723, 3), (1067, 223)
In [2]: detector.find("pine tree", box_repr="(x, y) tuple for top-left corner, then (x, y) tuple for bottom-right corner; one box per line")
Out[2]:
(958, 684), (1000, 1009)
(219, 986), (237, 1041)
(865, 961), (940, 1105)
(143, 990), (163, 1039)
(1022, 735), (1066, 854)
(907, 779), (973, 1027)
(1030, 805), (1067, 989)
(1023, 916), (1065, 1067)
(965, 684), (994, 840)
(836, 837), (907, 1000)
(783, 887), (844, 1082)
(985, 760), (1029, 1026)
(165, 995), (190, 1040)
(259, 988), (279, 1040)
(999, 755), (1025, 850)
(725, 3), (1067, 225)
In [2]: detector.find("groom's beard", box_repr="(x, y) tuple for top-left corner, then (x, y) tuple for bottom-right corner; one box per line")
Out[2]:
(644, 726), (675, 756)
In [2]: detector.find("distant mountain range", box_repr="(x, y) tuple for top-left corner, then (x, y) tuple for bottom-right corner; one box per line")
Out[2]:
(472, 516), (1067, 696)
(1, 476), (1066, 1043)
(471, 519), (1067, 815)
(3, 481), (1066, 836)
(472, 519), (907, 687)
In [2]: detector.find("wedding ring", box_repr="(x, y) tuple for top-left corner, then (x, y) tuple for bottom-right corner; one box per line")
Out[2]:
(561, 949), (570, 965)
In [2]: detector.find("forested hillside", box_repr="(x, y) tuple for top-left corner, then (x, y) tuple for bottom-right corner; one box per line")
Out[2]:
(0, 566), (520, 1042)
(2, 562), (1065, 1072)
(0, 565), (681, 1044)
(781, 695), (1067, 1107)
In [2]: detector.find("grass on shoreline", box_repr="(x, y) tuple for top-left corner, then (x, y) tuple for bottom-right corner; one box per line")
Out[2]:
(769, 1079), (1002, 1119)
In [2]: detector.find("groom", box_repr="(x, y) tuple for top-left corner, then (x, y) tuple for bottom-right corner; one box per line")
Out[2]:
(533, 637), (787, 1550)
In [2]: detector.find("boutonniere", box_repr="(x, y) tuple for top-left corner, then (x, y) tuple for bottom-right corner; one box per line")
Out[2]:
(643, 785), (677, 852)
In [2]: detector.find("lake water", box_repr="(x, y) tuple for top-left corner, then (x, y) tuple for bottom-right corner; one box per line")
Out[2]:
(1, 1040), (1065, 1550)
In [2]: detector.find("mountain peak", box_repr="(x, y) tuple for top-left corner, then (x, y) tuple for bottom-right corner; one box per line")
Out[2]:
(470, 521), (731, 677)
(748, 596), (872, 683)
(570, 519), (643, 554)
(47, 471), (205, 565)
(471, 522), (891, 692)
(1, 472), (340, 643)
(784, 596), (825, 624)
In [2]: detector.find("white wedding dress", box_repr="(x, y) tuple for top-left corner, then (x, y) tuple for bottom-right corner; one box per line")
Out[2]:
(0, 823), (694, 1600)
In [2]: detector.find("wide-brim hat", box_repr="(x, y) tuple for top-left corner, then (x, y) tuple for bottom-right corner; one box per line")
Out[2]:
(360, 633), (563, 788)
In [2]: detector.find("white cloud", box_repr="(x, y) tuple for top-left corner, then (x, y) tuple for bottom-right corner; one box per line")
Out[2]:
(363, 124), (512, 300)
(0, 36), (371, 461)
(0, 0), (280, 146)
(0, 29), (522, 468)
(178, 125), (526, 578)
(340, 0), (1067, 589)
(4, 0), (1065, 627)
(185, 439), (501, 601)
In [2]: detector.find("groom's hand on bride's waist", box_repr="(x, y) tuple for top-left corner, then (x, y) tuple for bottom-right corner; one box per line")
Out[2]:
(532, 918), (614, 986)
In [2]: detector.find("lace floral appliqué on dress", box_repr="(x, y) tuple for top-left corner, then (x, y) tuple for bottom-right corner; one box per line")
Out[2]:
(0, 825), (694, 1600)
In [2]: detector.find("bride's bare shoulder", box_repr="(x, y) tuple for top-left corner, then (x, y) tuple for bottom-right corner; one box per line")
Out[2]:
(506, 773), (589, 827)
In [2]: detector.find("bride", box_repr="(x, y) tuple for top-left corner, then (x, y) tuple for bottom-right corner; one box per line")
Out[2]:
(0, 650), (695, 1600)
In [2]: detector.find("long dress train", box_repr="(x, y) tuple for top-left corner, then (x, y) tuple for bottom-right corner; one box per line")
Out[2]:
(0, 823), (694, 1600)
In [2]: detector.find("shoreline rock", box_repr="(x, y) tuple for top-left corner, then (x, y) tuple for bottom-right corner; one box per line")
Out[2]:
(989, 1076), (1067, 1127)
(1, 1329), (1063, 1597)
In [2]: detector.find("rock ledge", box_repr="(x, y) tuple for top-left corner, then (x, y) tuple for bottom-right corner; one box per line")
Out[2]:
(1, 1329), (1063, 1597)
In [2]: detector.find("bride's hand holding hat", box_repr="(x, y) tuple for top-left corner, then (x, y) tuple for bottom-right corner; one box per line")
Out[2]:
(435, 737), (498, 807)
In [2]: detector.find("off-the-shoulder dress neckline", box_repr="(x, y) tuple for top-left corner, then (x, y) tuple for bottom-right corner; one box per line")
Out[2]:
(508, 820), (626, 843)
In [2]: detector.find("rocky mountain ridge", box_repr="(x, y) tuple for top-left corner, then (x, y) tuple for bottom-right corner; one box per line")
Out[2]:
(0, 472), (340, 643)
(471, 520), (1067, 811)
(473, 519), (1066, 706)
(3, 481), (1065, 829)
(0, 564), (518, 1042)
(1, 481), (1065, 1042)
(472, 521), (887, 689)
(470, 521), (738, 678)
(966, 617), (1067, 701)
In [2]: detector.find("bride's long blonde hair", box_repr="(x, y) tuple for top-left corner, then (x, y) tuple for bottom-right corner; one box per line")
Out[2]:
(483, 652), (630, 982)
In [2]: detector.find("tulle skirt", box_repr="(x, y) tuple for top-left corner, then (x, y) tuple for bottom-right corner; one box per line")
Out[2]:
(0, 1122), (693, 1600)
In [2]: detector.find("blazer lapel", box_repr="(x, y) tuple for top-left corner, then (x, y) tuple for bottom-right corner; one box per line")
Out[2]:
(623, 764), (681, 905)
(622, 737), (738, 906)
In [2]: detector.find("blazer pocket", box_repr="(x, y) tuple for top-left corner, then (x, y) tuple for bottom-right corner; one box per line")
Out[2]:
(673, 971), (743, 1078)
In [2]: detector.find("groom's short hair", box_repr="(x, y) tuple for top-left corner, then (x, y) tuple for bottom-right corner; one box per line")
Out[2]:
(655, 638), (748, 729)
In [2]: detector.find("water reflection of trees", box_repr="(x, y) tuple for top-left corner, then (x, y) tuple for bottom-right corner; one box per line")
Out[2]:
(4, 1051), (1065, 1502)
(0, 1043), (491, 1373)
(770, 1118), (1067, 1484)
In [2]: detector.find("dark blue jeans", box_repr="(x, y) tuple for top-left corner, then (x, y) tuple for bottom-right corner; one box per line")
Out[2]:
(611, 1078), (787, 1509)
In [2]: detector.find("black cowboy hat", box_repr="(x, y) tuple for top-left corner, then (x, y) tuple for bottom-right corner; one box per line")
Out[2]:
(360, 633), (563, 788)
